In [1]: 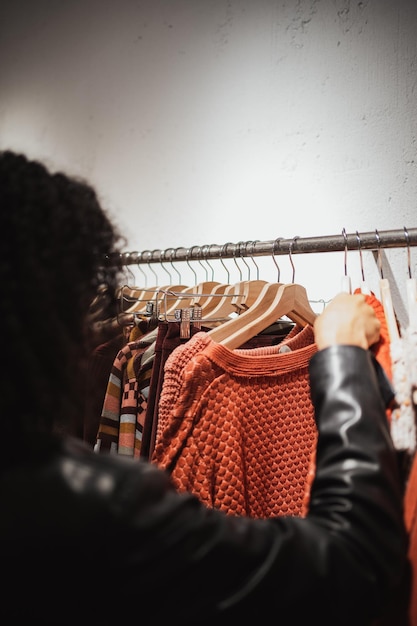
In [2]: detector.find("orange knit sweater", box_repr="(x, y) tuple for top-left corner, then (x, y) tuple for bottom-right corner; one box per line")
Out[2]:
(153, 324), (318, 518)
(152, 294), (392, 520)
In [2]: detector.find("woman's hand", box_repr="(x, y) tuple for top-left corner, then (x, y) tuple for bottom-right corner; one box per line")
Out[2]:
(314, 292), (381, 351)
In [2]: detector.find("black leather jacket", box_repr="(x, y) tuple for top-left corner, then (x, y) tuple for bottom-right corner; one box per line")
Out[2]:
(0, 346), (408, 625)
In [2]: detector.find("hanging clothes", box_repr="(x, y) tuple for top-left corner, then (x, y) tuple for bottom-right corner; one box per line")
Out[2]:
(387, 292), (417, 626)
(94, 325), (158, 456)
(151, 293), (393, 519)
(389, 323), (417, 459)
(152, 324), (318, 518)
(141, 318), (293, 461)
(140, 320), (214, 461)
(83, 331), (125, 447)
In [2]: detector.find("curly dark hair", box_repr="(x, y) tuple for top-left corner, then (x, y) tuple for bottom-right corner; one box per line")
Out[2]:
(0, 150), (126, 436)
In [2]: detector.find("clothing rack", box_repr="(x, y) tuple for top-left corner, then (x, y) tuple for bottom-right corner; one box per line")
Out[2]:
(115, 227), (417, 266)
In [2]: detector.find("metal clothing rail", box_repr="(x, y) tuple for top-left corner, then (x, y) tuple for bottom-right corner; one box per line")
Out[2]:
(113, 227), (417, 266)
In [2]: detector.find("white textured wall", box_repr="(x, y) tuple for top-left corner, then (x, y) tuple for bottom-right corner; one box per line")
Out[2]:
(0, 0), (416, 321)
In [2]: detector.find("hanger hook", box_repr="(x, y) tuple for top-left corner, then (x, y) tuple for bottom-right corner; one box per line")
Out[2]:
(194, 245), (209, 281)
(191, 245), (203, 282)
(342, 228), (348, 277)
(288, 236), (299, 283)
(356, 231), (365, 282)
(185, 247), (198, 284)
(237, 241), (251, 280)
(404, 226), (412, 279)
(219, 242), (233, 283)
(121, 251), (136, 285)
(135, 251), (148, 286)
(159, 249), (173, 284)
(202, 244), (215, 281)
(167, 247), (182, 284)
(231, 242), (243, 282)
(272, 238), (283, 282)
(151, 249), (161, 284)
(246, 240), (260, 280)
(375, 229), (384, 279)
(141, 249), (158, 285)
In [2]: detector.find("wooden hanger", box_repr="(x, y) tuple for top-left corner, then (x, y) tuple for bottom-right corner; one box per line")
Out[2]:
(232, 279), (269, 311)
(124, 285), (189, 316)
(160, 244), (228, 318)
(122, 247), (193, 315)
(162, 281), (228, 318)
(188, 282), (231, 316)
(166, 279), (270, 326)
(189, 281), (247, 323)
(164, 245), (244, 323)
(207, 281), (317, 349)
(199, 241), (274, 322)
(208, 236), (316, 348)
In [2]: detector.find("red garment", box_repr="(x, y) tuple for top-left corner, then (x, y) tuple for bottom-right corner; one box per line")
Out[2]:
(152, 325), (318, 518)
(153, 294), (393, 519)
(356, 290), (393, 386)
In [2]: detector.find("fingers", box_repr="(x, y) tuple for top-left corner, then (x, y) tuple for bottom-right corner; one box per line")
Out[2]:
(313, 292), (381, 351)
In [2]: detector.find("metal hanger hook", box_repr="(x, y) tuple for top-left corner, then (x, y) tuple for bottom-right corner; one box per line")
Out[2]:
(342, 228), (348, 277)
(141, 249), (158, 285)
(272, 238), (283, 282)
(121, 251), (136, 285)
(167, 247), (182, 284)
(202, 244), (216, 282)
(288, 236), (299, 283)
(232, 242), (243, 282)
(135, 251), (148, 286)
(185, 247), (198, 284)
(150, 249), (161, 284)
(159, 248), (172, 283)
(194, 245), (209, 282)
(237, 241), (251, 280)
(246, 240), (260, 280)
(374, 229), (383, 279)
(219, 242), (233, 283)
(404, 226), (412, 279)
(356, 231), (365, 282)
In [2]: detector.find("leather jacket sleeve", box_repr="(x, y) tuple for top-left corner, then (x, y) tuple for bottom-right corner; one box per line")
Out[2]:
(1, 346), (408, 626)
